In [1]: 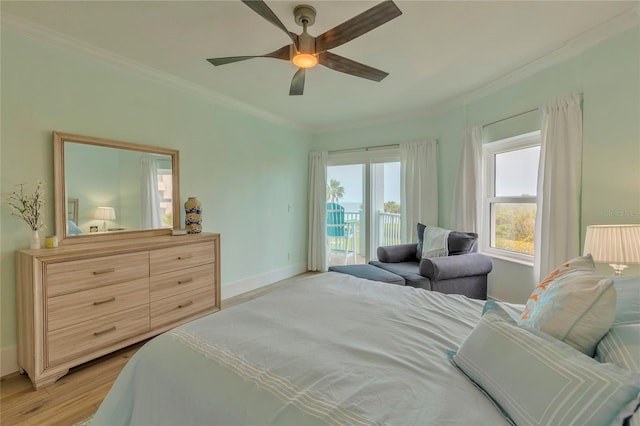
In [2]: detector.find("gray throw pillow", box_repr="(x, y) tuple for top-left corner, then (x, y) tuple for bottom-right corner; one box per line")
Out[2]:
(416, 223), (477, 259)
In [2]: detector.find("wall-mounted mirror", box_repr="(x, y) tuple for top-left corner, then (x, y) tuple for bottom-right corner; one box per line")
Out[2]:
(53, 132), (180, 245)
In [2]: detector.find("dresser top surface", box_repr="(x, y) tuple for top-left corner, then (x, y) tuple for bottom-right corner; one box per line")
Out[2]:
(17, 233), (219, 261)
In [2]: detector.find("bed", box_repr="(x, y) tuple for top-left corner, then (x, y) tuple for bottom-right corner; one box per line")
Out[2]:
(92, 270), (640, 426)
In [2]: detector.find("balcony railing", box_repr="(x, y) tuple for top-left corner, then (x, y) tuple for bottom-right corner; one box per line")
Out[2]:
(338, 210), (401, 250)
(378, 211), (401, 246)
(327, 210), (401, 266)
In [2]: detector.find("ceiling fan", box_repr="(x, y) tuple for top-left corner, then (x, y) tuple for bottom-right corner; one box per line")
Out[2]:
(207, 0), (402, 96)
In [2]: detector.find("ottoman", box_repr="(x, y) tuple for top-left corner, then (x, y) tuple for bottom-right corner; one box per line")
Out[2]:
(328, 264), (405, 285)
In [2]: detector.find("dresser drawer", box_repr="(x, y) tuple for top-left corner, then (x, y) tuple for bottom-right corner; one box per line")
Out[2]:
(47, 305), (149, 367)
(150, 263), (214, 303)
(150, 287), (216, 329)
(46, 252), (149, 297)
(47, 277), (149, 332)
(150, 242), (215, 276)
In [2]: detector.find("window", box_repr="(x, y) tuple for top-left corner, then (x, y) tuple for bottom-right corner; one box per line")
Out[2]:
(157, 166), (173, 227)
(482, 131), (540, 264)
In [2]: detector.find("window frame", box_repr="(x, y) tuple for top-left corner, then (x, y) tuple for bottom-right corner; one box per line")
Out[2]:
(482, 130), (541, 265)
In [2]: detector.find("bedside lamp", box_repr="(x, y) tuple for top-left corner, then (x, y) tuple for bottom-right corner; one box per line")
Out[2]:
(94, 206), (116, 232)
(583, 224), (640, 276)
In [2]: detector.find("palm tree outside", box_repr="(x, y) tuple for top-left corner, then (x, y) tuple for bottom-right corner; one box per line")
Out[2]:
(327, 179), (345, 203)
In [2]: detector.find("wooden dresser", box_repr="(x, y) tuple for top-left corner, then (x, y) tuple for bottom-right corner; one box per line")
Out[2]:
(16, 233), (220, 389)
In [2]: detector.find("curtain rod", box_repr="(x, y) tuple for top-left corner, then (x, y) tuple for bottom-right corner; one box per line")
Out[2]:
(328, 141), (438, 154)
(482, 107), (539, 128)
(328, 144), (399, 154)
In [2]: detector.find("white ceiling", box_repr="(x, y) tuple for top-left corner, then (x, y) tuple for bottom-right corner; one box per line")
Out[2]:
(2, 1), (637, 131)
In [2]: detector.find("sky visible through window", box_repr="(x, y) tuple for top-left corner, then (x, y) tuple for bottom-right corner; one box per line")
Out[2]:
(328, 163), (400, 209)
(495, 146), (540, 196)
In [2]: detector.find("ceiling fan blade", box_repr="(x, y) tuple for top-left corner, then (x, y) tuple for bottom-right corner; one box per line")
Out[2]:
(289, 68), (305, 96)
(207, 56), (260, 66)
(241, 0), (298, 47)
(207, 44), (292, 67)
(315, 1), (402, 53)
(318, 51), (388, 82)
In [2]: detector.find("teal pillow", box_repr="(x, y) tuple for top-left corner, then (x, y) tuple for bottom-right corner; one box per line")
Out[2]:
(612, 276), (640, 325)
(68, 219), (83, 235)
(596, 323), (640, 372)
(450, 301), (640, 426)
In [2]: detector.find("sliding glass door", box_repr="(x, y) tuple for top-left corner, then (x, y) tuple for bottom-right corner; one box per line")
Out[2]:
(326, 164), (364, 266)
(326, 149), (401, 267)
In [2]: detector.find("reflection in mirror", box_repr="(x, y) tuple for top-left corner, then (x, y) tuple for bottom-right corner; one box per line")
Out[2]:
(64, 144), (173, 235)
(54, 132), (180, 245)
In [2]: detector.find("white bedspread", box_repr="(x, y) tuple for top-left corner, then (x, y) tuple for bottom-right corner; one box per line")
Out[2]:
(93, 272), (521, 425)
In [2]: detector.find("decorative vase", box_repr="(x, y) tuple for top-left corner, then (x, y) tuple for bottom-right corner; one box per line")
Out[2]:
(30, 229), (41, 250)
(184, 197), (202, 234)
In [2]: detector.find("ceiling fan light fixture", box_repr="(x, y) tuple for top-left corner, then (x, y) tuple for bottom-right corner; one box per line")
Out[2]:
(292, 53), (318, 69)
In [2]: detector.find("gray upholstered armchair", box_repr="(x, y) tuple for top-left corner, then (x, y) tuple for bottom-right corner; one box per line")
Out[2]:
(369, 225), (493, 299)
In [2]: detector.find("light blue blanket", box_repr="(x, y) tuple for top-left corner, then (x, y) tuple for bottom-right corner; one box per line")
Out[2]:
(93, 273), (519, 425)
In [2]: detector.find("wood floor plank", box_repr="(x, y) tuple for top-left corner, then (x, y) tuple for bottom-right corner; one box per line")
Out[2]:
(1, 273), (308, 425)
(0, 343), (140, 426)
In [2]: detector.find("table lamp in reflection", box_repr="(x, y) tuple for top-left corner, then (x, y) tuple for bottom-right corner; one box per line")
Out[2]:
(94, 207), (116, 232)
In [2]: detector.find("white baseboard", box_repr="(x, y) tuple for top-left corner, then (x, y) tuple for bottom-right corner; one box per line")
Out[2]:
(221, 262), (307, 300)
(1, 345), (19, 377)
(0, 263), (308, 378)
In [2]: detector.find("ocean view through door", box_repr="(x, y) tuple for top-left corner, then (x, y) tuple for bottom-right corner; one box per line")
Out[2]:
(327, 155), (401, 267)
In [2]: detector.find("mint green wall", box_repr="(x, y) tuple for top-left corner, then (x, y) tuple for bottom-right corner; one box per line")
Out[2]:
(313, 27), (640, 302)
(1, 31), (311, 352)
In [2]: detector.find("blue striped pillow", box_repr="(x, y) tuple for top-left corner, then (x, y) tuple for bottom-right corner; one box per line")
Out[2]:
(596, 324), (640, 372)
(450, 301), (640, 426)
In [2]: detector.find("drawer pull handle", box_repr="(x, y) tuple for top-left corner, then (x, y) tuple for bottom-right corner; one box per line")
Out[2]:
(94, 326), (116, 336)
(93, 268), (116, 275)
(177, 255), (192, 260)
(177, 278), (193, 285)
(178, 301), (193, 309)
(93, 297), (116, 306)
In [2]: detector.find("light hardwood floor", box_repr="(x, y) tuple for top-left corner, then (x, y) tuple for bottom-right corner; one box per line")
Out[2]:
(0, 273), (311, 426)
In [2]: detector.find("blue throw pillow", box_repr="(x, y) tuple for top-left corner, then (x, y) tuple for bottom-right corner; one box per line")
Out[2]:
(68, 219), (83, 235)
(596, 323), (640, 373)
(612, 276), (640, 325)
(449, 301), (640, 426)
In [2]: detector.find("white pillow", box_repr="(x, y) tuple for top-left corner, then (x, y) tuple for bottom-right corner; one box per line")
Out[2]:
(519, 255), (616, 356)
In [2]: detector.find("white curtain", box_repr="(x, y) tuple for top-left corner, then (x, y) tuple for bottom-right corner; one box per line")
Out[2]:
(450, 126), (483, 233)
(308, 151), (327, 271)
(140, 157), (162, 229)
(534, 94), (583, 280)
(401, 140), (438, 243)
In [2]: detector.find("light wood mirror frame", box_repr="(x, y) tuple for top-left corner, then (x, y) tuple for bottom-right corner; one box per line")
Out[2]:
(53, 131), (181, 245)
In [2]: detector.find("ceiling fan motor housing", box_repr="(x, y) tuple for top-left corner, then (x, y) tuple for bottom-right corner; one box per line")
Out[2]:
(293, 5), (316, 27)
(293, 5), (317, 55)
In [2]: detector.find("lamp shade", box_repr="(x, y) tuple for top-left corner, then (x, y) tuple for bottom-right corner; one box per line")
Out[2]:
(583, 224), (640, 264)
(94, 206), (116, 221)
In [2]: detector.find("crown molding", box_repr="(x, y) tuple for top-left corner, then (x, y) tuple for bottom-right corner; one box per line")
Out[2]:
(1, 12), (306, 131)
(314, 8), (639, 134)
